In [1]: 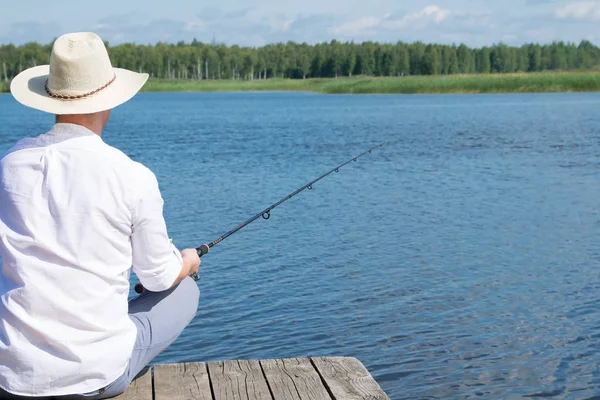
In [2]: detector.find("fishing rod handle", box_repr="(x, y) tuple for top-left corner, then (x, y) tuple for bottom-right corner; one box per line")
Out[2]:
(188, 244), (210, 282)
(197, 243), (210, 257)
(134, 244), (209, 294)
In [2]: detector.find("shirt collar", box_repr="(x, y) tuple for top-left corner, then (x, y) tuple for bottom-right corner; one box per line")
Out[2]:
(49, 123), (100, 139)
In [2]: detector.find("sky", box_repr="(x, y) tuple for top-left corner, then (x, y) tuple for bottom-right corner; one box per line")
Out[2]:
(1, 0), (600, 47)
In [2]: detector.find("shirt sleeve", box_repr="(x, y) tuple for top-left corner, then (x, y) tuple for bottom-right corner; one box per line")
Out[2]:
(130, 167), (182, 292)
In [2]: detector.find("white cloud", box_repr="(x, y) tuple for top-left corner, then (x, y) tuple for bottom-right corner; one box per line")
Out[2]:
(276, 19), (295, 32)
(329, 5), (450, 37)
(259, 14), (295, 33)
(409, 5), (450, 23)
(555, 1), (600, 21)
(382, 5), (450, 29)
(329, 17), (380, 36)
(3, 2), (600, 48)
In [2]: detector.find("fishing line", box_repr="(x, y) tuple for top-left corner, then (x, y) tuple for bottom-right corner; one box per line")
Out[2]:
(135, 141), (389, 293)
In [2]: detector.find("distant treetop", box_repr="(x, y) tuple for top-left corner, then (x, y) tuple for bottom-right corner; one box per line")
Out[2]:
(1, 40), (598, 81)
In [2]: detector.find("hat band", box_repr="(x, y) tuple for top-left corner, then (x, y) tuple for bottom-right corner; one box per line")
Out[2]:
(44, 74), (117, 100)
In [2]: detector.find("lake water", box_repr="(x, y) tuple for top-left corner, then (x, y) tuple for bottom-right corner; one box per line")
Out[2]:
(2, 91), (600, 399)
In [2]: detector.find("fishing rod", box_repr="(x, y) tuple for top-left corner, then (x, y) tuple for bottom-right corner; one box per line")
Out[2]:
(135, 141), (389, 293)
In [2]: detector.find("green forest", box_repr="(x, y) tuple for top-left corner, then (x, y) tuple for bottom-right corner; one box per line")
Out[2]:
(1, 39), (600, 83)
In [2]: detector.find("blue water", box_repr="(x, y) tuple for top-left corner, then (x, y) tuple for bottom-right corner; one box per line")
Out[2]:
(2, 92), (600, 399)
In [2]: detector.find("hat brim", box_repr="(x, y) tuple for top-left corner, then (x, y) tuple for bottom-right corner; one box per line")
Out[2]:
(10, 66), (149, 115)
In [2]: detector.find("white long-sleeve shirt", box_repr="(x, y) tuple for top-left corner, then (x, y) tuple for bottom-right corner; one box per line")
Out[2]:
(0, 123), (182, 396)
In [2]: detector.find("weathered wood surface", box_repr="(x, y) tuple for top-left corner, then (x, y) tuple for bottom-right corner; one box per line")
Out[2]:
(208, 359), (272, 400)
(111, 356), (389, 400)
(114, 367), (152, 400)
(261, 358), (331, 400)
(312, 357), (389, 400)
(154, 362), (212, 400)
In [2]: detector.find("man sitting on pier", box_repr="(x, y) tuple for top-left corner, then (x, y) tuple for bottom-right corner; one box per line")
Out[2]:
(0, 32), (201, 399)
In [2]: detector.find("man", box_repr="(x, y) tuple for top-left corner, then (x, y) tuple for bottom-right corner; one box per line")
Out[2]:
(0, 32), (201, 399)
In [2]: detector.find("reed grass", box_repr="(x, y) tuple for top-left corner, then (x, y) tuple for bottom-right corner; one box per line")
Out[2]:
(2, 72), (600, 95)
(327, 72), (600, 94)
(141, 72), (600, 94)
(141, 78), (323, 92)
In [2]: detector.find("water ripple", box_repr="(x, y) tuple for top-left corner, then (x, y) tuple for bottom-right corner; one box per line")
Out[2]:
(3, 92), (600, 399)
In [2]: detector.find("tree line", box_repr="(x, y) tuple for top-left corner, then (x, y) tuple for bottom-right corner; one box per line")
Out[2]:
(1, 39), (600, 81)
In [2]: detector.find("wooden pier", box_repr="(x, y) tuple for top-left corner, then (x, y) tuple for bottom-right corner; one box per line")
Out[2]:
(115, 357), (389, 400)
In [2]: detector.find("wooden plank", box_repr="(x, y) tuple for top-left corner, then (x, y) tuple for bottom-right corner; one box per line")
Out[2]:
(113, 367), (152, 400)
(260, 358), (331, 400)
(311, 357), (389, 400)
(208, 359), (272, 400)
(154, 362), (212, 400)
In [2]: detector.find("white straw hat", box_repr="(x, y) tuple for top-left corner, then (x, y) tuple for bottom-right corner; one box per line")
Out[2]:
(10, 32), (148, 115)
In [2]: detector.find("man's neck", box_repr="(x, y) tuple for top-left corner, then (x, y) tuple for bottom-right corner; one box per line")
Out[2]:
(55, 116), (103, 137)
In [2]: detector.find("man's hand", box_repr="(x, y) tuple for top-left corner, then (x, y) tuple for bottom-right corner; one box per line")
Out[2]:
(171, 248), (201, 287)
(135, 246), (202, 293)
(181, 248), (201, 277)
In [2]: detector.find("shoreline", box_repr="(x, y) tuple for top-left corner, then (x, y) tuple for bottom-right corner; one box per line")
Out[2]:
(2, 72), (600, 95)
(139, 72), (600, 95)
(137, 88), (600, 95)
